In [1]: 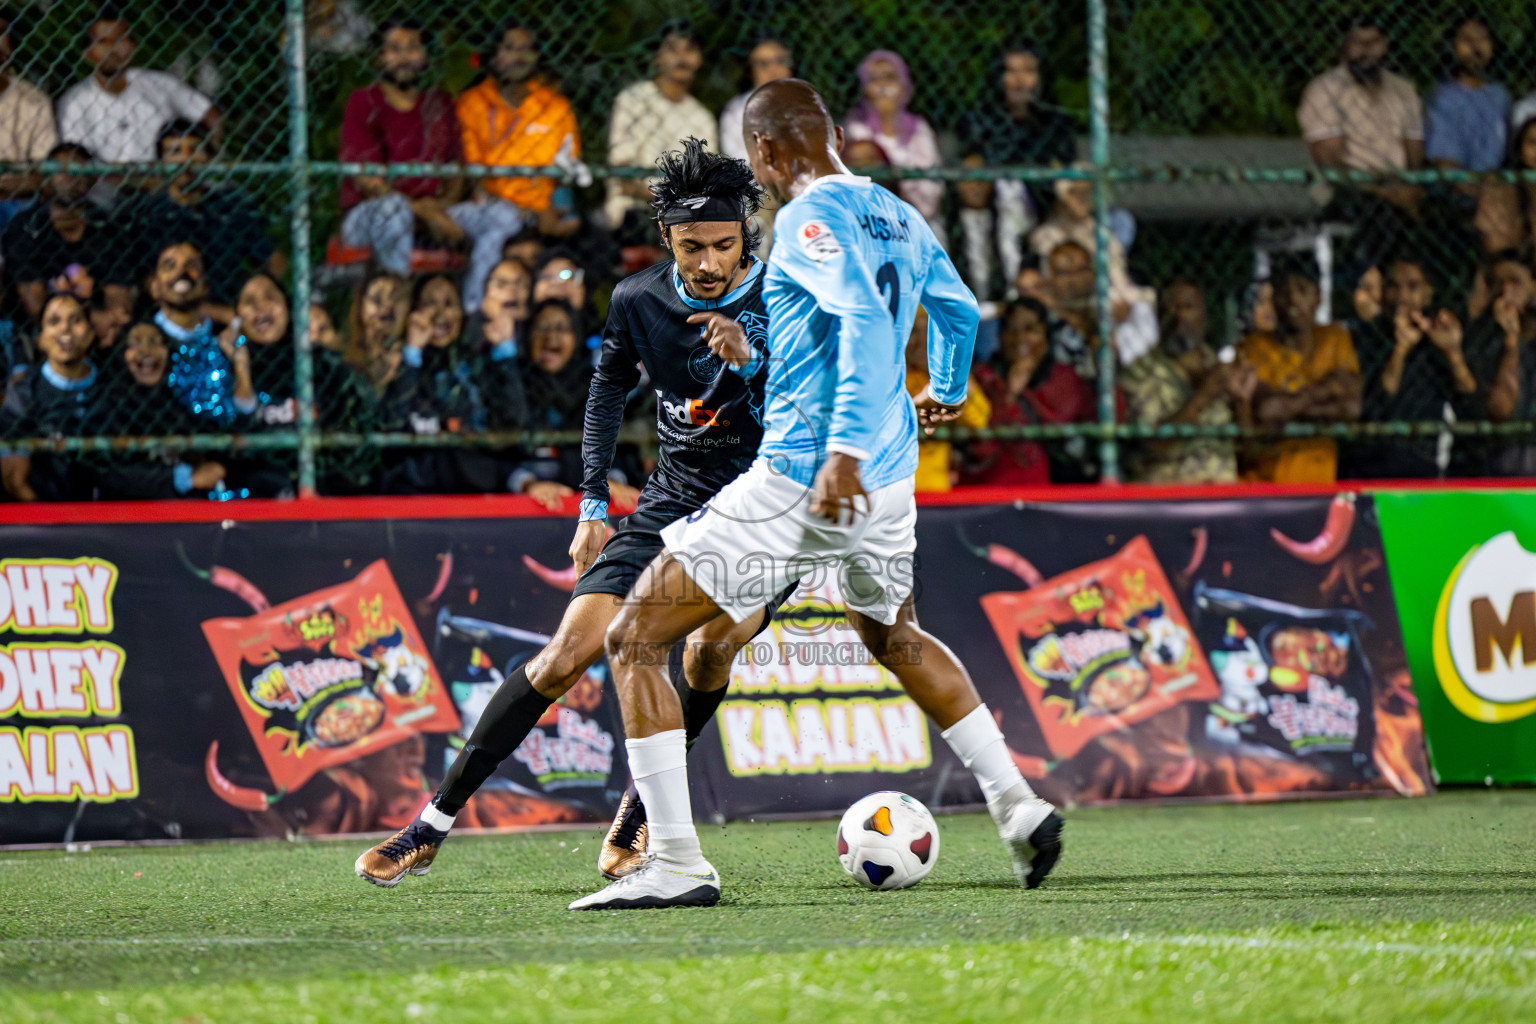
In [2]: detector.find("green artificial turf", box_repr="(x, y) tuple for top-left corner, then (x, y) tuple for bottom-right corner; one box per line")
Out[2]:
(3, 791), (1535, 1023)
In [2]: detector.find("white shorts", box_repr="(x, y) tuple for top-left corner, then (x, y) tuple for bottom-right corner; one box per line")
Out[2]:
(660, 458), (917, 626)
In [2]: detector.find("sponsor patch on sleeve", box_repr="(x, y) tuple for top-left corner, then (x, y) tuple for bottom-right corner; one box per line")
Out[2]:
(798, 220), (842, 262)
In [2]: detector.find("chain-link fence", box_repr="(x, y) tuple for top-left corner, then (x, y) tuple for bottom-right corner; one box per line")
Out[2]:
(0, 0), (1532, 500)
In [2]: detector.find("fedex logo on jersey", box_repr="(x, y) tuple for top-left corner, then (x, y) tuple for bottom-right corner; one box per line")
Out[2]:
(662, 396), (730, 429)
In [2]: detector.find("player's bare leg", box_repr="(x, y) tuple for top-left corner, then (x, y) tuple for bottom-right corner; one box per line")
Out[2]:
(571, 553), (738, 909)
(355, 594), (621, 887)
(846, 597), (1064, 888)
(600, 606), (769, 878)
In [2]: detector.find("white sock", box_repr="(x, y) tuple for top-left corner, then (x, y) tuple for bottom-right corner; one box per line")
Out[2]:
(941, 704), (1038, 826)
(420, 802), (455, 832)
(626, 730), (703, 867)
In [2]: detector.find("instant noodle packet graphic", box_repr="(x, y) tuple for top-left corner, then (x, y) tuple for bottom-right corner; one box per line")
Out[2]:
(1191, 581), (1376, 766)
(980, 536), (1219, 759)
(201, 559), (460, 791)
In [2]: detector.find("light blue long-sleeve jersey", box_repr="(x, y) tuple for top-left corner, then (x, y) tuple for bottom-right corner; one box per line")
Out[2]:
(733, 173), (979, 492)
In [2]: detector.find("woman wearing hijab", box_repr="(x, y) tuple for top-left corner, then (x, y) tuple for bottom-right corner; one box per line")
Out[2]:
(843, 49), (945, 242)
(506, 298), (609, 508)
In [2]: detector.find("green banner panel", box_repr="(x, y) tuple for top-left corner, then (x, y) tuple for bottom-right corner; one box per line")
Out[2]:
(1377, 491), (1536, 784)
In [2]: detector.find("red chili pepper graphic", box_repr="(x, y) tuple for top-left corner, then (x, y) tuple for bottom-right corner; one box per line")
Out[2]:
(422, 552), (453, 604)
(522, 554), (578, 592)
(986, 544), (1044, 587)
(1182, 527), (1208, 577)
(177, 542), (271, 611)
(204, 741), (280, 812)
(209, 566), (270, 611)
(1270, 493), (1357, 565)
(958, 527), (1043, 586)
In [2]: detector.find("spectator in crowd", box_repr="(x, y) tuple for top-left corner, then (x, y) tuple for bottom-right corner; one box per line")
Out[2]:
(1474, 116), (1536, 255)
(306, 0), (373, 58)
(1121, 281), (1253, 484)
(531, 247), (602, 355)
(719, 35), (793, 253)
(962, 39), (1077, 294)
(57, 9), (221, 165)
(1342, 263), (1382, 337)
(954, 152), (1006, 304)
(381, 273), (508, 494)
(965, 297), (1092, 486)
(531, 247), (586, 308)
(1239, 277), (1278, 340)
(234, 271), (301, 428)
(511, 298), (589, 507)
(1028, 176), (1146, 315)
(719, 36), (792, 162)
(1238, 261), (1362, 483)
(841, 136), (896, 191)
(1025, 239), (1157, 381)
(310, 304), (343, 353)
(87, 288), (131, 354)
(2, 142), (133, 322)
(455, 19), (583, 310)
(1465, 251), (1536, 474)
(0, 292), (100, 501)
(1348, 256), (1477, 478)
(1297, 15), (1424, 256)
(467, 257), (531, 364)
(150, 240), (255, 425)
(606, 23), (715, 244)
(502, 225), (544, 272)
(347, 269), (410, 391)
(125, 120), (279, 306)
(844, 50), (944, 241)
(1426, 14), (1508, 175)
(96, 319), (226, 499)
(904, 308), (990, 492)
(962, 38), (1076, 168)
(339, 19), (518, 285)
(0, 7), (59, 231)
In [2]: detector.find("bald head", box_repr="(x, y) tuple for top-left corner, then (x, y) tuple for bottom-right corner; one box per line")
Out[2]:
(741, 78), (847, 204)
(743, 78), (834, 142)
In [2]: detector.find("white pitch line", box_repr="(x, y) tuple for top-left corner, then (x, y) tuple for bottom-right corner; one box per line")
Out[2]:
(4, 932), (1534, 963)
(1129, 933), (1536, 962)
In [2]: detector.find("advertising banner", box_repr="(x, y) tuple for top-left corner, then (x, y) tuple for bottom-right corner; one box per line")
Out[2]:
(687, 493), (1431, 818)
(1376, 491), (1536, 784)
(0, 493), (1432, 847)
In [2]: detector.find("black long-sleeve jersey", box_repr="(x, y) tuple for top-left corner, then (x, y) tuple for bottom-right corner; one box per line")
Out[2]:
(581, 257), (769, 522)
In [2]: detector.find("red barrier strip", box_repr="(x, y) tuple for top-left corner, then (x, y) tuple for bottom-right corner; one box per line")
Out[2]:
(0, 477), (1527, 527)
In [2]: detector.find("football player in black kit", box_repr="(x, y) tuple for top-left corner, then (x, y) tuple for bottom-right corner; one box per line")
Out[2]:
(356, 138), (786, 887)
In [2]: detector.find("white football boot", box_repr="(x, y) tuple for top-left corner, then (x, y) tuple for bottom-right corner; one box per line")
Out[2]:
(999, 797), (1064, 888)
(568, 853), (720, 910)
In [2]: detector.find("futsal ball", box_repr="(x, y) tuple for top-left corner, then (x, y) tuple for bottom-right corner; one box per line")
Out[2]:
(836, 791), (940, 890)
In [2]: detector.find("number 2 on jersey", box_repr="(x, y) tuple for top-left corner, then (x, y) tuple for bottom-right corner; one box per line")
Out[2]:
(876, 261), (900, 321)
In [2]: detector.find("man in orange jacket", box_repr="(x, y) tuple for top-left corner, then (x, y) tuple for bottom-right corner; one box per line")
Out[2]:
(456, 20), (586, 309)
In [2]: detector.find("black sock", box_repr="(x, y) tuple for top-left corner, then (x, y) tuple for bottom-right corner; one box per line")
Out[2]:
(433, 661), (552, 816)
(681, 684), (729, 751)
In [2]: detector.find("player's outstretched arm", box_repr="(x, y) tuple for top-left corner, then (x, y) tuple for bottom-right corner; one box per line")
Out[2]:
(579, 296), (643, 519)
(918, 220), (982, 408)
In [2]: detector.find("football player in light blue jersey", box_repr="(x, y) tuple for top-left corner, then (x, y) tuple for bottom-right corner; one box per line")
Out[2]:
(570, 80), (1061, 912)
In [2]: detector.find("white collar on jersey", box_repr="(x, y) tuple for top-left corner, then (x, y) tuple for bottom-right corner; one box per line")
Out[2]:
(799, 173), (874, 196)
(672, 254), (763, 311)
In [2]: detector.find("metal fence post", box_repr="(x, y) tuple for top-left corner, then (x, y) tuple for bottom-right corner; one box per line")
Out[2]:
(285, 0), (316, 496)
(1087, 0), (1120, 483)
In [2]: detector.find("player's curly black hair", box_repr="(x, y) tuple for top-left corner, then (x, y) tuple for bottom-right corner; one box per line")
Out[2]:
(650, 137), (767, 263)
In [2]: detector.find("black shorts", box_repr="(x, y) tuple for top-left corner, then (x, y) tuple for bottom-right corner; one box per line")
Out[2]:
(571, 507), (796, 630)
